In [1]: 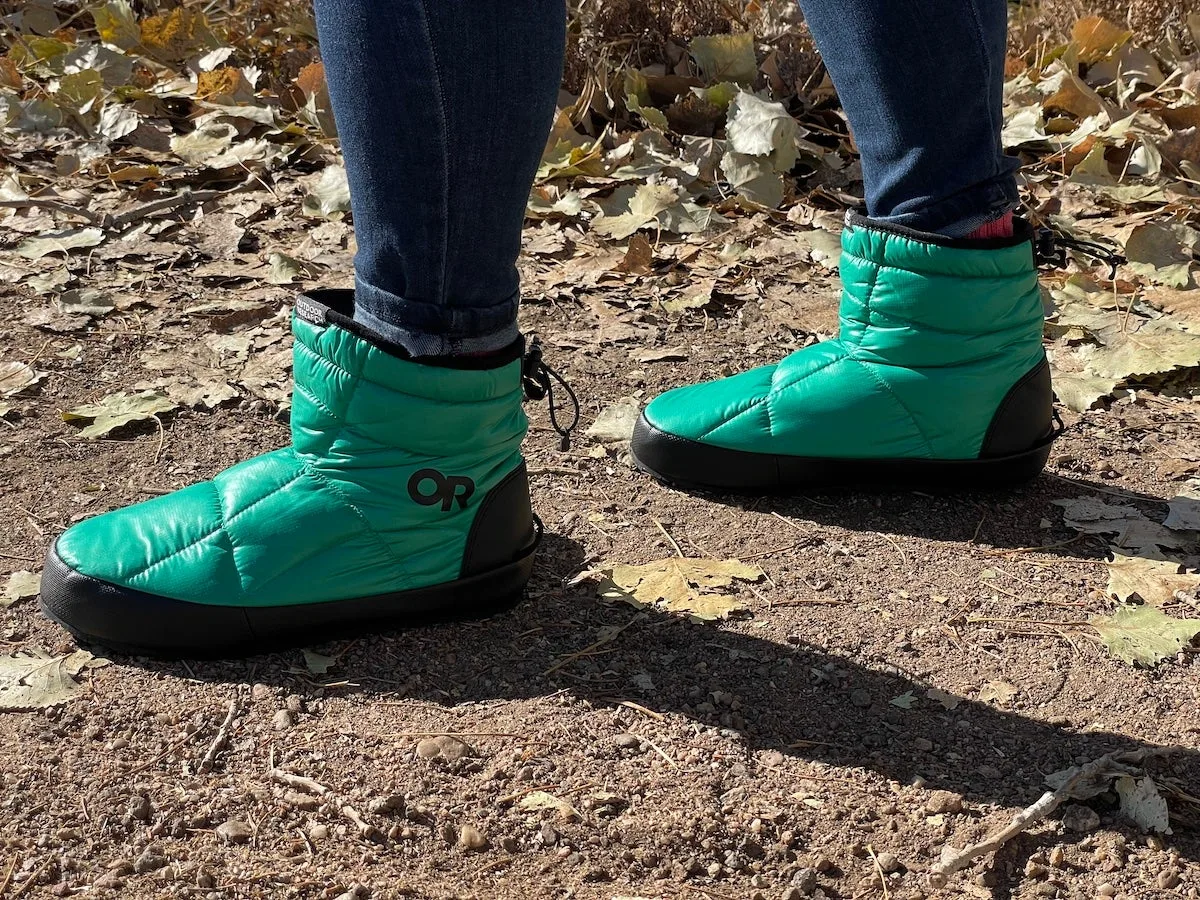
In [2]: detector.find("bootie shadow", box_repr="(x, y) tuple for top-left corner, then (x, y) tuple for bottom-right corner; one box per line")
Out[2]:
(123, 525), (1199, 869)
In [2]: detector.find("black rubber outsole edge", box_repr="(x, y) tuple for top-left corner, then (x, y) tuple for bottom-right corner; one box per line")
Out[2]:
(39, 520), (541, 660)
(630, 414), (1056, 495)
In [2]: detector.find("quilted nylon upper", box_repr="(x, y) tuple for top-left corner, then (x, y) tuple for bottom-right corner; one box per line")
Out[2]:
(642, 220), (1046, 460)
(54, 313), (527, 607)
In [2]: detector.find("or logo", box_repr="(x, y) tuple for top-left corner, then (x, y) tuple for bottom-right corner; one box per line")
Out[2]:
(407, 468), (475, 511)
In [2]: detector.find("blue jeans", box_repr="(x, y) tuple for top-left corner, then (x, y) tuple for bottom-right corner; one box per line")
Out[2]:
(313, 0), (1016, 354)
(312, 0), (566, 355)
(796, 0), (1019, 237)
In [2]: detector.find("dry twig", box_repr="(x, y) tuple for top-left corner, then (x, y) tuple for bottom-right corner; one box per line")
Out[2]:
(0, 855), (17, 896)
(267, 769), (379, 840)
(866, 845), (892, 900)
(10, 856), (52, 900)
(929, 749), (1165, 886)
(198, 697), (241, 774)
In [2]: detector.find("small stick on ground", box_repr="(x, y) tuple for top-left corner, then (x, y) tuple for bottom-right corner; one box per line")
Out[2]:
(543, 614), (641, 675)
(652, 517), (684, 558)
(867, 845), (892, 900)
(686, 884), (740, 900)
(928, 749), (1163, 886)
(11, 856), (52, 900)
(267, 769), (379, 840)
(0, 198), (102, 224)
(606, 698), (666, 721)
(637, 734), (678, 769)
(0, 854), (17, 896)
(198, 697), (241, 774)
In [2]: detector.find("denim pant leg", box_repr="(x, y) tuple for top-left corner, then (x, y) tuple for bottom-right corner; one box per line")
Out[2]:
(796, 0), (1019, 237)
(313, 1), (566, 354)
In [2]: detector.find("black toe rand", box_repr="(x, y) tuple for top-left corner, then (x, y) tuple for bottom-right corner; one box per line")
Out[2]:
(40, 541), (257, 655)
(39, 529), (539, 659)
(630, 413), (1054, 494)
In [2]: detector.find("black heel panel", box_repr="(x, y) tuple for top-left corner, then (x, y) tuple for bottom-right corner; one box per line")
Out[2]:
(980, 357), (1054, 458)
(460, 461), (536, 578)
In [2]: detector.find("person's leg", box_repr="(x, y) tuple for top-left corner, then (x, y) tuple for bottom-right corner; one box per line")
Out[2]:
(631, 0), (1055, 491)
(797, 0), (1018, 238)
(40, 2), (568, 656)
(314, 0), (566, 355)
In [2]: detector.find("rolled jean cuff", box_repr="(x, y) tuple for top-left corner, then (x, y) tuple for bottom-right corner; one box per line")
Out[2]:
(871, 172), (1021, 239)
(353, 275), (521, 356)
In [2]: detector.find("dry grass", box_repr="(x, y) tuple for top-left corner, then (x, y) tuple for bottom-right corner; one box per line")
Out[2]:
(565, 0), (735, 93)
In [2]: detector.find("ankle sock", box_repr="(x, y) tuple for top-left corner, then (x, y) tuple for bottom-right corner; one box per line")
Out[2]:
(966, 211), (1014, 240)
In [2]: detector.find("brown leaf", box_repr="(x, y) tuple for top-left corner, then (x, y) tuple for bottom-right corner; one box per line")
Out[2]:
(0, 56), (22, 90)
(1045, 70), (1105, 119)
(295, 60), (326, 98)
(196, 66), (246, 102)
(1158, 105), (1200, 132)
(616, 234), (654, 275)
(1071, 16), (1132, 64)
(1159, 127), (1200, 173)
(139, 8), (215, 62)
(1142, 285), (1200, 328)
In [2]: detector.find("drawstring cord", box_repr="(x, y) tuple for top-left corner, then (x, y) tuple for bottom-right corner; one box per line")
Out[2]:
(1034, 228), (1126, 280)
(521, 338), (579, 451)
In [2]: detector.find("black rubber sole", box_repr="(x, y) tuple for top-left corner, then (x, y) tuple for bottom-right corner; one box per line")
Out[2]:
(631, 415), (1056, 495)
(39, 523), (541, 659)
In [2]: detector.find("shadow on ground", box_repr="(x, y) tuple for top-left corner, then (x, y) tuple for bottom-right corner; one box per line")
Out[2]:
(87, 473), (1200, 873)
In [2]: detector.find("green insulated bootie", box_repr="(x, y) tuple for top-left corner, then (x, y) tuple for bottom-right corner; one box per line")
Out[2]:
(631, 214), (1059, 492)
(40, 290), (548, 656)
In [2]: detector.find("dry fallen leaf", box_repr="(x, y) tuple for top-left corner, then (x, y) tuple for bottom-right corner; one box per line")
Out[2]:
(15, 227), (105, 260)
(2, 571), (40, 608)
(62, 390), (177, 439)
(924, 688), (962, 710)
(1106, 553), (1200, 608)
(635, 348), (688, 363)
(1115, 775), (1171, 834)
(1124, 223), (1198, 289)
(600, 556), (762, 621)
(978, 680), (1018, 706)
(1091, 604), (1200, 667)
(0, 360), (46, 397)
(1053, 497), (1184, 554)
(302, 649), (335, 676)
(586, 397), (641, 443)
(1162, 483), (1200, 532)
(302, 164), (351, 219)
(517, 790), (581, 821)
(0, 649), (106, 711)
(688, 32), (757, 85)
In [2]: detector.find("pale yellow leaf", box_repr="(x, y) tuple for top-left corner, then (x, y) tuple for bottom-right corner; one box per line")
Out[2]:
(689, 33), (757, 85)
(518, 791), (581, 821)
(978, 680), (1017, 706)
(1091, 604), (1200, 667)
(2, 571), (40, 608)
(601, 557), (762, 621)
(1106, 553), (1200, 608)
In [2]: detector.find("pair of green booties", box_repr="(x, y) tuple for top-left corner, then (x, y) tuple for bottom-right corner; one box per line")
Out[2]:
(40, 216), (1057, 656)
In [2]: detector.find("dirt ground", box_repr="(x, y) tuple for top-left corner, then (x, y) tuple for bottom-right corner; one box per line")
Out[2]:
(1, 212), (1199, 900)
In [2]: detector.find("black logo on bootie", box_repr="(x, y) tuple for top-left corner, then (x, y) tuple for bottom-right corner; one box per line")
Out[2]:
(407, 468), (475, 511)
